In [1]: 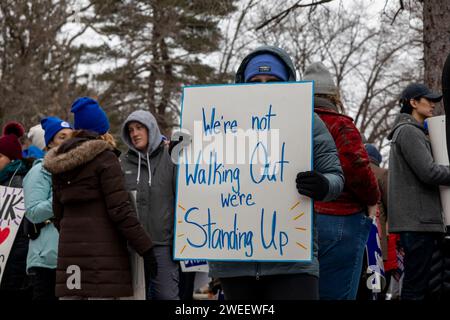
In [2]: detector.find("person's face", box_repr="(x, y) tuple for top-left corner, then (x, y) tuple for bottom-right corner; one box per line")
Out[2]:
(49, 129), (73, 149)
(411, 97), (436, 120)
(128, 122), (149, 152)
(248, 74), (282, 83)
(0, 153), (11, 172)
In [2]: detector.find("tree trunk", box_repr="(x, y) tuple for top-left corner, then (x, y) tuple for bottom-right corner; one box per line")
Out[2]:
(423, 0), (450, 115)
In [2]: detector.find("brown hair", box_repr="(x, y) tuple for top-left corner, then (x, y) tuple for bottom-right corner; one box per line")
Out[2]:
(316, 93), (344, 113)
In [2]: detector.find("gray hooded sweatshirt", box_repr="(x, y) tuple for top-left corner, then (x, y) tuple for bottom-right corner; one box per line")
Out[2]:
(388, 113), (450, 233)
(120, 110), (176, 246)
(209, 45), (344, 279)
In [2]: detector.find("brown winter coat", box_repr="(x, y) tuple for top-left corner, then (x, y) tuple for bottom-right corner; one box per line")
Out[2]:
(44, 133), (152, 298)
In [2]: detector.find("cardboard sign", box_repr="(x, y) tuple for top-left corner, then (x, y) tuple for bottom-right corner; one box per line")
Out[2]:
(0, 186), (26, 284)
(174, 82), (313, 262)
(426, 115), (450, 226)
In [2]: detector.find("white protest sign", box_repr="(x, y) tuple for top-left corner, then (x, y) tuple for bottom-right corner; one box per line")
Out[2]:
(173, 82), (313, 262)
(426, 115), (450, 226)
(0, 186), (26, 284)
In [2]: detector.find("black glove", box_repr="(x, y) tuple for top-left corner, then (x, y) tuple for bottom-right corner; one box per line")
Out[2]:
(142, 248), (158, 280)
(296, 170), (329, 201)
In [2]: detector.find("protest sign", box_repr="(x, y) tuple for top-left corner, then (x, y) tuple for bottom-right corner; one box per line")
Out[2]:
(174, 82), (313, 262)
(0, 186), (26, 284)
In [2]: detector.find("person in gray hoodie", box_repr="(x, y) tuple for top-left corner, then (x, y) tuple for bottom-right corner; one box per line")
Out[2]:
(120, 110), (179, 300)
(388, 83), (450, 300)
(208, 46), (344, 300)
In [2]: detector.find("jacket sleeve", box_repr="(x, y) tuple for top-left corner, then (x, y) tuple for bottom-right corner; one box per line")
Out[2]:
(334, 119), (380, 206)
(23, 164), (54, 223)
(397, 125), (450, 186)
(98, 151), (153, 255)
(313, 113), (345, 201)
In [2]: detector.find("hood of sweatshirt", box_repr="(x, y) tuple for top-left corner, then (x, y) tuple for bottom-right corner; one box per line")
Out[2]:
(121, 110), (164, 156)
(235, 45), (297, 84)
(387, 113), (427, 141)
(121, 110), (165, 186)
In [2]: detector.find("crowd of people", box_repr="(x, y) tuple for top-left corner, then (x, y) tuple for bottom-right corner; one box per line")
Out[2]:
(0, 45), (449, 301)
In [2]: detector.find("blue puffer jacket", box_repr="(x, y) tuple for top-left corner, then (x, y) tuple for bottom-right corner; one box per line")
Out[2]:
(23, 159), (59, 271)
(208, 45), (344, 279)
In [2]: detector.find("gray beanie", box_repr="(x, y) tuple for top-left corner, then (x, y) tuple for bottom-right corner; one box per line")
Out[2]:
(303, 62), (337, 95)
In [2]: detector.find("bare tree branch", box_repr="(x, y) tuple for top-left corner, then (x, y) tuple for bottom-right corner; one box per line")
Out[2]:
(256, 0), (334, 31)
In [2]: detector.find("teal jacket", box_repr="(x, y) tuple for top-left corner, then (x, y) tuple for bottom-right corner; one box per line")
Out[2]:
(23, 159), (59, 271)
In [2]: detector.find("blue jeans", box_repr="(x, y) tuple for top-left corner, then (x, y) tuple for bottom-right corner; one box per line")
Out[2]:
(145, 246), (180, 300)
(317, 211), (372, 300)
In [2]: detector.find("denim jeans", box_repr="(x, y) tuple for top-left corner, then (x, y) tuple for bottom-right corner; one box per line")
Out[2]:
(400, 232), (439, 300)
(317, 211), (372, 300)
(145, 246), (180, 300)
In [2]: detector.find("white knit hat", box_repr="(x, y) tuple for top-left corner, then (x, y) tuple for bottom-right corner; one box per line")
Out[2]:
(27, 124), (46, 150)
(303, 62), (338, 95)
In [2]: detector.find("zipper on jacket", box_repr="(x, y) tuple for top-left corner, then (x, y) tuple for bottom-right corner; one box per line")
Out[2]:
(255, 263), (261, 280)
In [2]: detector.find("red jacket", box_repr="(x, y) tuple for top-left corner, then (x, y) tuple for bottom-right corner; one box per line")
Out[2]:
(314, 107), (380, 215)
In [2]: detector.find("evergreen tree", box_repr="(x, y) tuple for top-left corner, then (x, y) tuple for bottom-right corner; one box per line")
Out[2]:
(87, 0), (238, 136)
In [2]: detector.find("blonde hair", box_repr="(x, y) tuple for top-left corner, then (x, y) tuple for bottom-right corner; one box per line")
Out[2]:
(99, 133), (117, 148)
(71, 130), (117, 148)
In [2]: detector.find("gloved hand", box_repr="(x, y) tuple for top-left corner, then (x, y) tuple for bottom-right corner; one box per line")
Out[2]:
(142, 248), (158, 280)
(296, 170), (329, 201)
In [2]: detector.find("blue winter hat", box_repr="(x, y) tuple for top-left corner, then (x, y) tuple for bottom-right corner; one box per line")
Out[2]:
(71, 97), (110, 134)
(365, 144), (382, 166)
(41, 116), (72, 146)
(244, 53), (289, 82)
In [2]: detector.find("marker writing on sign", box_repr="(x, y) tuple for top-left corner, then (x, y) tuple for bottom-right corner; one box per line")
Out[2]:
(184, 207), (254, 257)
(183, 207), (289, 257)
(251, 104), (277, 131)
(250, 142), (289, 184)
(202, 107), (238, 136)
(185, 151), (241, 193)
(0, 194), (23, 221)
(220, 191), (255, 208)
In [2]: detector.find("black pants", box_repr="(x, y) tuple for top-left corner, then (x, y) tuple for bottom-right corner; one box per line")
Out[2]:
(178, 270), (196, 300)
(28, 267), (57, 301)
(400, 232), (439, 300)
(220, 274), (319, 300)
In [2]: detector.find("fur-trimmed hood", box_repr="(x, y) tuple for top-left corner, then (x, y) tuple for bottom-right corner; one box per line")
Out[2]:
(44, 139), (114, 174)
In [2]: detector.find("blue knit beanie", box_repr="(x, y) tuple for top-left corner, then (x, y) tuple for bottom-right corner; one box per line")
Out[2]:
(71, 97), (110, 135)
(244, 53), (289, 82)
(41, 116), (72, 146)
(365, 144), (382, 166)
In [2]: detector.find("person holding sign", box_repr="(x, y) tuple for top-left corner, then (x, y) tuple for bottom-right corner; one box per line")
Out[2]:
(0, 121), (34, 300)
(23, 117), (73, 300)
(388, 83), (450, 300)
(43, 98), (157, 299)
(303, 62), (380, 300)
(208, 46), (344, 300)
(120, 110), (179, 300)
